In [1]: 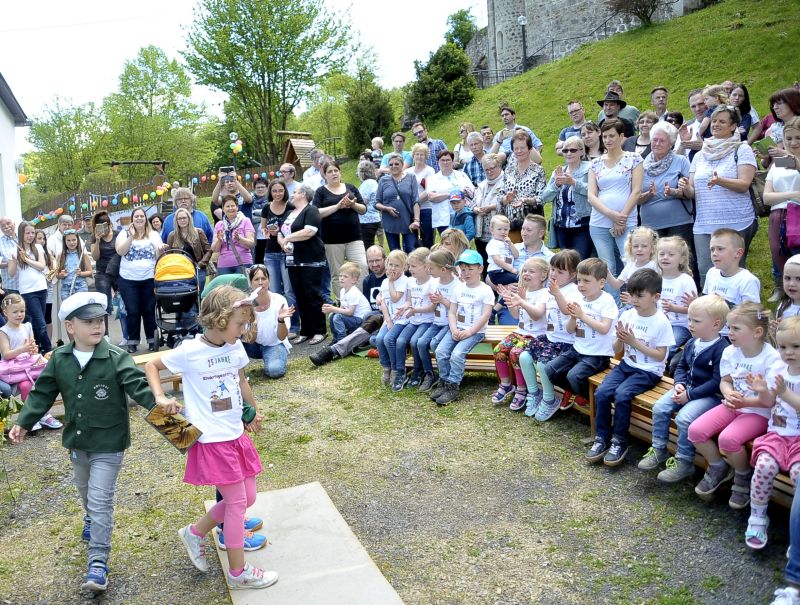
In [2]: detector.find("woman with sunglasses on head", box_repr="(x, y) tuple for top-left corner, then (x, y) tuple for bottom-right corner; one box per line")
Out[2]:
(541, 136), (593, 260)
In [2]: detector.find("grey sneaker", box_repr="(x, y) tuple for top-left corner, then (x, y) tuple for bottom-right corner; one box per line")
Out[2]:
(637, 447), (670, 471)
(430, 380), (447, 401)
(226, 562), (279, 590)
(729, 470), (753, 510)
(694, 462), (734, 500)
(389, 370), (397, 388)
(534, 396), (560, 422)
(657, 457), (696, 483)
(178, 525), (210, 572)
(392, 372), (407, 392)
(381, 367), (391, 386)
(524, 390), (543, 417)
(585, 437), (610, 463)
(419, 372), (436, 392)
(435, 382), (460, 406)
(603, 438), (629, 467)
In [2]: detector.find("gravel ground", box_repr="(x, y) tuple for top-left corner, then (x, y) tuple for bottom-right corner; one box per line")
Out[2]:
(0, 342), (790, 605)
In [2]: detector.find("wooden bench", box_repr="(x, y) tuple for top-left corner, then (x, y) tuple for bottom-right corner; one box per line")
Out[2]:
(132, 350), (183, 391)
(405, 325), (515, 373)
(588, 359), (794, 508)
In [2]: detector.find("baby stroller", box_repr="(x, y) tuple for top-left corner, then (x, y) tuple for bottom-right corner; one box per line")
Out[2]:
(154, 249), (201, 348)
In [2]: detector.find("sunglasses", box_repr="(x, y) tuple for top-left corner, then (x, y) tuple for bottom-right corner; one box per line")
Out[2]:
(412, 130), (424, 136)
(562, 148), (580, 153)
(63, 229), (77, 235)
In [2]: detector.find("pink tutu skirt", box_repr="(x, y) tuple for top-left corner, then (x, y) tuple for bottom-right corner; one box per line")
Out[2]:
(184, 432), (263, 486)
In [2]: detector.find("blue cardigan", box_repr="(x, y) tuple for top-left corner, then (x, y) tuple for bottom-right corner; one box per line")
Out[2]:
(672, 337), (729, 402)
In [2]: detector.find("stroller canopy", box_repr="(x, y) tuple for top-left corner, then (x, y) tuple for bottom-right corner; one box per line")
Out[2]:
(155, 252), (196, 282)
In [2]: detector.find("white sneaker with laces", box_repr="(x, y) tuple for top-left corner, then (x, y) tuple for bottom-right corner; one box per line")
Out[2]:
(227, 562), (279, 590)
(178, 525), (209, 572)
(770, 586), (800, 605)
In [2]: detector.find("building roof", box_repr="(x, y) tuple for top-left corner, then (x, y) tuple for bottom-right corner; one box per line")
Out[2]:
(283, 138), (317, 170)
(0, 72), (30, 126)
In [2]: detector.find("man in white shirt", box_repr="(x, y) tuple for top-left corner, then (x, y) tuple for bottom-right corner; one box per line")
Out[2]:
(651, 86), (669, 121)
(675, 89), (707, 159)
(278, 163), (298, 196)
(302, 149), (325, 190)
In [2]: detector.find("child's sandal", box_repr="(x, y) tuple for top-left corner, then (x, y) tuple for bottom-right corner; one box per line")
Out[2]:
(491, 384), (514, 405)
(509, 391), (528, 411)
(745, 515), (769, 550)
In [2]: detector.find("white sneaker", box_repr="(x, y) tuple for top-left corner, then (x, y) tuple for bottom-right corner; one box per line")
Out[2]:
(39, 414), (63, 429)
(771, 586), (800, 605)
(30, 422), (42, 432)
(226, 562), (278, 590)
(178, 525), (209, 572)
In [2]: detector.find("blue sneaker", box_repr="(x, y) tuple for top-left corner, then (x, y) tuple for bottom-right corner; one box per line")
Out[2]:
(81, 561), (108, 593)
(524, 390), (543, 417)
(81, 515), (91, 542)
(534, 396), (560, 422)
(244, 516), (263, 532)
(215, 528), (268, 551)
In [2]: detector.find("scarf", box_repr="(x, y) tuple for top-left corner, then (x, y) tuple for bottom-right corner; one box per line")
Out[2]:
(643, 150), (675, 177)
(222, 211), (245, 247)
(700, 135), (741, 162)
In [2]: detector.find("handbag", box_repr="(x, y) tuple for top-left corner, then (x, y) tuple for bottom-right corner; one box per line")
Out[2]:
(735, 145), (769, 218)
(786, 203), (800, 249)
(0, 353), (46, 385)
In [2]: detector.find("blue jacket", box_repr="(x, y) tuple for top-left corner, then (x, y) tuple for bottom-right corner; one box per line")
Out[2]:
(673, 337), (729, 402)
(540, 161), (591, 220)
(450, 207), (475, 242)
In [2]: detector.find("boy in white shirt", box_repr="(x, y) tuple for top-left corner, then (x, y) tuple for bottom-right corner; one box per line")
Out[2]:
(485, 215), (519, 286)
(323, 262), (372, 344)
(586, 269), (675, 466)
(701, 229), (761, 334)
(546, 258), (617, 405)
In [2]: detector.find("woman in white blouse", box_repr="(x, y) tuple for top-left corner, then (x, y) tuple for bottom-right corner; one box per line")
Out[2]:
(115, 208), (165, 353)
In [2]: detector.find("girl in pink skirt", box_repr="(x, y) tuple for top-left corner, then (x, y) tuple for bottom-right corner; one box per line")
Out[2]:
(145, 285), (278, 591)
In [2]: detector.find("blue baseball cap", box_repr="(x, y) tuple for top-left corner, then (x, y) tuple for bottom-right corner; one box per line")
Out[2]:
(456, 250), (483, 266)
(449, 190), (464, 202)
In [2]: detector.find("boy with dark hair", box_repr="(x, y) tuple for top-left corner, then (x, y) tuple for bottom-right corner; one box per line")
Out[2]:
(586, 269), (675, 466)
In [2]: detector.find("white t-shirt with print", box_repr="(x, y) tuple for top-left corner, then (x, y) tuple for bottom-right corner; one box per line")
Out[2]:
(617, 259), (658, 283)
(720, 343), (781, 418)
(454, 282), (494, 333)
(660, 273), (697, 328)
(765, 361), (800, 436)
(517, 287), (548, 337)
(161, 338), (250, 444)
(545, 282), (582, 344)
(408, 277), (436, 325)
(573, 291), (618, 356)
(340, 286), (372, 320)
(254, 292), (291, 351)
(116, 231), (162, 281)
(380, 275), (410, 326)
(485, 238), (515, 273)
(433, 277), (461, 327)
(618, 308), (676, 375)
(703, 267), (761, 334)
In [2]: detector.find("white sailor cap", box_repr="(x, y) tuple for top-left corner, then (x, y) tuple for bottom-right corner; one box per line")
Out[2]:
(58, 292), (109, 322)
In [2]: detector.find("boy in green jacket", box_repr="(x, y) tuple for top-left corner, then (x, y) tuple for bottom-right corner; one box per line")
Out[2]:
(9, 292), (156, 594)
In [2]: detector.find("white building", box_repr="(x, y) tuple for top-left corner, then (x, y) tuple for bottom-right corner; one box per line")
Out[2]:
(0, 72), (29, 223)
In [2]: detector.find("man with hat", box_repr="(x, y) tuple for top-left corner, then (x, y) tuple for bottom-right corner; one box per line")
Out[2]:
(9, 291), (157, 595)
(596, 80), (640, 123)
(598, 90), (636, 137)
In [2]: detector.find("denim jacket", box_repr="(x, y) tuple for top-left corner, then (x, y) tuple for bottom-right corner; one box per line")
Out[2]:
(540, 161), (591, 220)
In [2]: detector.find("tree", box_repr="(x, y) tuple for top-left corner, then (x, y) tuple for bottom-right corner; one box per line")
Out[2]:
(445, 9), (478, 50)
(299, 72), (355, 156)
(605, 0), (678, 26)
(183, 0), (350, 165)
(27, 98), (107, 192)
(344, 68), (394, 158)
(406, 43), (476, 123)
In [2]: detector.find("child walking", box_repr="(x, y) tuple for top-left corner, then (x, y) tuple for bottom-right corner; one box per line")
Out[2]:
(375, 250), (410, 387)
(586, 269), (675, 466)
(0, 294), (61, 429)
(491, 257), (549, 410)
(9, 292), (154, 594)
(518, 250), (582, 419)
(431, 250), (494, 405)
(746, 316), (800, 550)
(657, 236), (697, 364)
(392, 248), (436, 390)
(638, 294), (729, 482)
(416, 249), (460, 392)
(485, 215), (520, 286)
(145, 286), (278, 590)
(688, 302), (780, 508)
(57, 229), (92, 301)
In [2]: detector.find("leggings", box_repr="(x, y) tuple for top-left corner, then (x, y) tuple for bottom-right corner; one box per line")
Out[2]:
(751, 453), (800, 506)
(206, 476), (257, 551)
(687, 406), (768, 453)
(494, 332), (533, 388)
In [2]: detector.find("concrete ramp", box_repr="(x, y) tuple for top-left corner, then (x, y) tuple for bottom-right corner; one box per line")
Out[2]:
(205, 481), (405, 604)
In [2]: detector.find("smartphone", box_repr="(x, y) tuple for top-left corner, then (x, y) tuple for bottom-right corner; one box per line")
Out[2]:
(775, 155), (797, 169)
(219, 166), (235, 174)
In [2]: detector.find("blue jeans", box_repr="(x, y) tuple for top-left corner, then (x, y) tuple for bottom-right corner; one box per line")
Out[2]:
(545, 348), (609, 398)
(216, 265), (245, 276)
(320, 262), (332, 304)
(553, 224), (594, 260)
(787, 485), (800, 585)
(394, 322), (431, 373)
(0, 380), (11, 397)
(22, 289), (51, 352)
(330, 313), (363, 343)
(116, 277), (156, 343)
(594, 360), (660, 445)
(71, 449), (124, 565)
(416, 324), (449, 374)
(435, 332), (484, 385)
(668, 325), (692, 366)
(376, 322), (406, 369)
(385, 231), (417, 253)
(264, 252), (300, 333)
(589, 224), (629, 278)
(651, 389), (719, 462)
(243, 342), (288, 378)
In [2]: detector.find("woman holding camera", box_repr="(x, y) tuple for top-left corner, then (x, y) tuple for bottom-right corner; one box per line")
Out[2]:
(89, 211), (118, 335)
